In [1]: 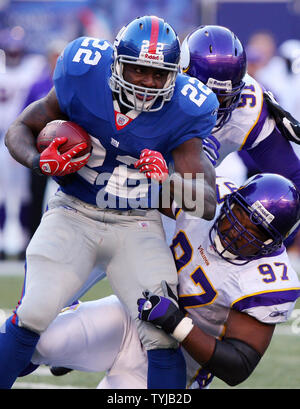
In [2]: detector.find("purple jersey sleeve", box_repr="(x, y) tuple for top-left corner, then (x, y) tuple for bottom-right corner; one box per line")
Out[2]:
(246, 127), (300, 245)
(247, 127), (300, 191)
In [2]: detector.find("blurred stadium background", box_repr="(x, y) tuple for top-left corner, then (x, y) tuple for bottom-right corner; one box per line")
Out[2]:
(1, 0), (300, 389)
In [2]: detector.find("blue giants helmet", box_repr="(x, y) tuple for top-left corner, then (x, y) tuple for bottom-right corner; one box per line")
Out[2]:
(210, 173), (300, 265)
(110, 16), (180, 112)
(180, 25), (247, 131)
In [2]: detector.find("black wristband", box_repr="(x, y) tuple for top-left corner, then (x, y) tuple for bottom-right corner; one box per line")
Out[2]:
(32, 154), (44, 176)
(163, 306), (185, 334)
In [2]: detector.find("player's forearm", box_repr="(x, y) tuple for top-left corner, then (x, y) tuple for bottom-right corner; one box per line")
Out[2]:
(5, 88), (67, 170)
(182, 325), (262, 386)
(202, 181), (217, 220)
(171, 138), (217, 220)
(170, 166), (216, 220)
(5, 117), (38, 169)
(181, 324), (216, 365)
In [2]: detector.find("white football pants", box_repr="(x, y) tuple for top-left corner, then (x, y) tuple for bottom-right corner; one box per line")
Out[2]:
(16, 191), (178, 350)
(32, 295), (147, 389)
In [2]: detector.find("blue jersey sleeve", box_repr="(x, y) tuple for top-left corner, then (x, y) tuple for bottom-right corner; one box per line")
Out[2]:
(53, 36), (112, 117)
(165, 74), (219, 153)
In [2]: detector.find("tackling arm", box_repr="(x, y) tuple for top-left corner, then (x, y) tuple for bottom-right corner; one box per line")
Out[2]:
(247, 126), (300, 190)
(138, 281), (275, 386)
(186, 309), (274, 386)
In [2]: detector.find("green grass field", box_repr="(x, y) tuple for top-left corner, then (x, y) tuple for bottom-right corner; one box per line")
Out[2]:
(1, 262), (300, 389)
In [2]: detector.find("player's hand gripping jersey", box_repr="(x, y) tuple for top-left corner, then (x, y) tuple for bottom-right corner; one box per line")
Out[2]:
(31, 177), (300, 389)
(53, 36), (218, 209)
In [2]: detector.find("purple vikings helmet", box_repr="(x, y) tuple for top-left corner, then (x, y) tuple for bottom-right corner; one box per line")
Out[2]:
(210, 174), (300, 265)
(110, 16), (180, 112)
(180, 25), (247, 131)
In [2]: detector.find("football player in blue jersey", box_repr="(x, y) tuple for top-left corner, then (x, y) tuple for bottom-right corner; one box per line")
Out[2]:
(1, 16), (219, 389)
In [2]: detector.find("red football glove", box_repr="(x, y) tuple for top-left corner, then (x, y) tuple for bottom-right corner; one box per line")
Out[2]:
(134, 149), (168, 182)
(38, 137), (90, 176)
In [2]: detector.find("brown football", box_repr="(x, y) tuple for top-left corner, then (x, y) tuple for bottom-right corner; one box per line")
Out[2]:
(36, 120), (92, 157)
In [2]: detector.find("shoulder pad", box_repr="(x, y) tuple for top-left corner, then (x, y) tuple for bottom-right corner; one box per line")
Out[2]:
(231, 251), (300, 324)
(56, 36), (113, 77)
(53, 37), (113, 115)
(174, 74), (219, 118)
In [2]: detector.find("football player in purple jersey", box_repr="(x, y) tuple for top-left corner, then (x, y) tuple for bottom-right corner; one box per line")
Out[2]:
(138, 173), (300, 388)
(20, 174), (300, 389)
(0, 16), (219, 389)
(180, 25), (300, 192)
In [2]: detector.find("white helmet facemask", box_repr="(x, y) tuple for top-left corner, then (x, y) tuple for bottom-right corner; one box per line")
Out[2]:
(110, 53), (177, 112)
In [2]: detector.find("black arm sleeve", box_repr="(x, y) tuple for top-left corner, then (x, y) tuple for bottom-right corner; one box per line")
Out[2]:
(203, 338), (261, 386)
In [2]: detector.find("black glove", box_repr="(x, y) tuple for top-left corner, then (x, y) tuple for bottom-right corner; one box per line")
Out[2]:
(264, 91), (300, 144)
(137, 281), (184, 334)
(137, 281), (194, 342)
